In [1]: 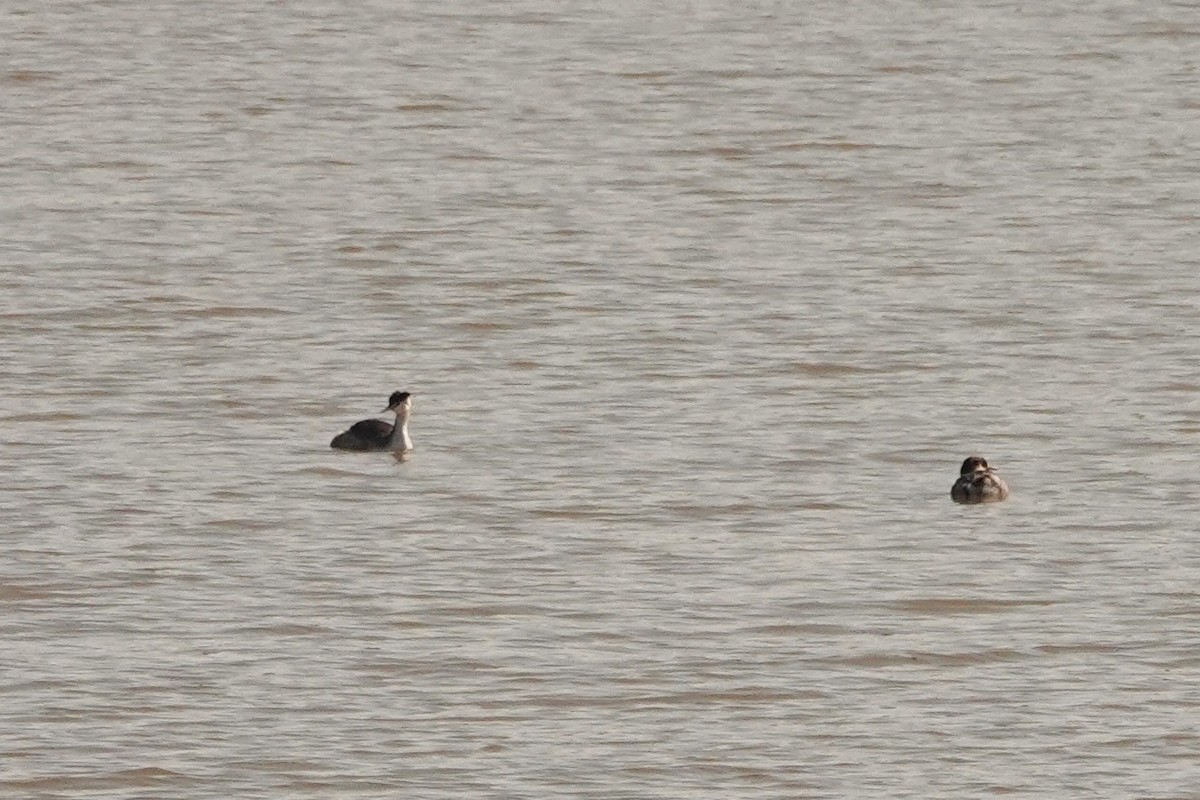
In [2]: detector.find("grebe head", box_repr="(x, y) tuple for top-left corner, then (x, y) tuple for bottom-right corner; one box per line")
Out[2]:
(383, 391), (412, 413)
(960, 455), (989, 474)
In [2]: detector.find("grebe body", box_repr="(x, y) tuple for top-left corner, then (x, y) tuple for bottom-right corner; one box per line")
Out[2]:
(331, 391), (413, 451)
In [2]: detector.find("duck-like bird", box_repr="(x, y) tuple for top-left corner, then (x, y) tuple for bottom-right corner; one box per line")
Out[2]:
(331, 391), (413, 451)
(950, 455), (1009, 504)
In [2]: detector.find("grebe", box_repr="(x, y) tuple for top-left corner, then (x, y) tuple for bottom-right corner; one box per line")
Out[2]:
(330, 391), (413, 451)
(950, 455), (1009, 504)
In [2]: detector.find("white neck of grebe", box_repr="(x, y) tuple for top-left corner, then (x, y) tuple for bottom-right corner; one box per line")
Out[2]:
(392, 407), (413, 451)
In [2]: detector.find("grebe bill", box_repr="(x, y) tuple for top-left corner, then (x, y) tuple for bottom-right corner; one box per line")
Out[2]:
(331, 391), (413, 451)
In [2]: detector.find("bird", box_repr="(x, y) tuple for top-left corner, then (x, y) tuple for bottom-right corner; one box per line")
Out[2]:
(950, 455), (1009, 504)
(330, 391), (413, 451)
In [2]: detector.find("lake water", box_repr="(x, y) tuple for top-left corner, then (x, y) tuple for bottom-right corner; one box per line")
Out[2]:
(4, 0), (1200, 797)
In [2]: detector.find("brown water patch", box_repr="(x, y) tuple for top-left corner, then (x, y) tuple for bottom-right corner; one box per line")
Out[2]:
(1157, 655), (1200, 669)
(3, 411), (84, 423)
(289, 779), (396, 791)
(531, 506), (629, 521)
(704, 69), (758, 80)
(230, 759), (325, 772)
(1035, 643), (1122, 656)
(110, 506), (156, 516)
(893, 598), (1056, 615)
(1134, 27), (1200, 40)
(436, 604), (546, 618)
(182, 306), (293, 319)
(200, 518), (280, 532)
(904, 181), (974, 199)
(385, 618), (429, 631)
(80, 159), (153, 171)
(1062, 51), (1122, 61)
(354, 657), (493, 675)
(76, 322), (168, 333)
(1158, 380), (1200, 392)
(234, 623), (330, 636)
(455, 320), (513, 332)
(664, 501), (756, 519)
(528, 686), (819, 710)
(1, 768), (188, 792)
(787, 361), (877, 376)
(778, 140), (877, 151)
(397, 102), (459, 112)
(617, 70), (673, 81)
(749, 622), (850, 636)
(4, 70), (56, 84)
(179, 208), (237, 216)
(877, 64), (936, 75)
(792, 501), (848, 511)
(833, 648), (1025, 668)
(292, 466), (369, 478)
(0, 583), (59, 601)
(442, 151), (503, 162)
(655, 146), (750, 160)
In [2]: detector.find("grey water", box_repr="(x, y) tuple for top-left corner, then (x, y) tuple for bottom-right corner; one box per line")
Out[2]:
(4, 0), (1200, 797)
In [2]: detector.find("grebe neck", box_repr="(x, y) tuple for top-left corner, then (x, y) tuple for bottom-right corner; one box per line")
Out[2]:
(392, 407), (413, 451)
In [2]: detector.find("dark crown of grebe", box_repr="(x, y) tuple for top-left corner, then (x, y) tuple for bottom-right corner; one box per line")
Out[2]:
(959, 455), (989, 474)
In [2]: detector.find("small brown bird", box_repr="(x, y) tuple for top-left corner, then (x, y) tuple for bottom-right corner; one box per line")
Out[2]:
(950, 455), (1009, 504)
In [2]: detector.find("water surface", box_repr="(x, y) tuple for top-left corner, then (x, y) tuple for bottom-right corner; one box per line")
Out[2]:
(4, 1), (1200, 797)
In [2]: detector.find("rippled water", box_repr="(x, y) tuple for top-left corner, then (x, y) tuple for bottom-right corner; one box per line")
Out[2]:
(5, 1), (1200, 797)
